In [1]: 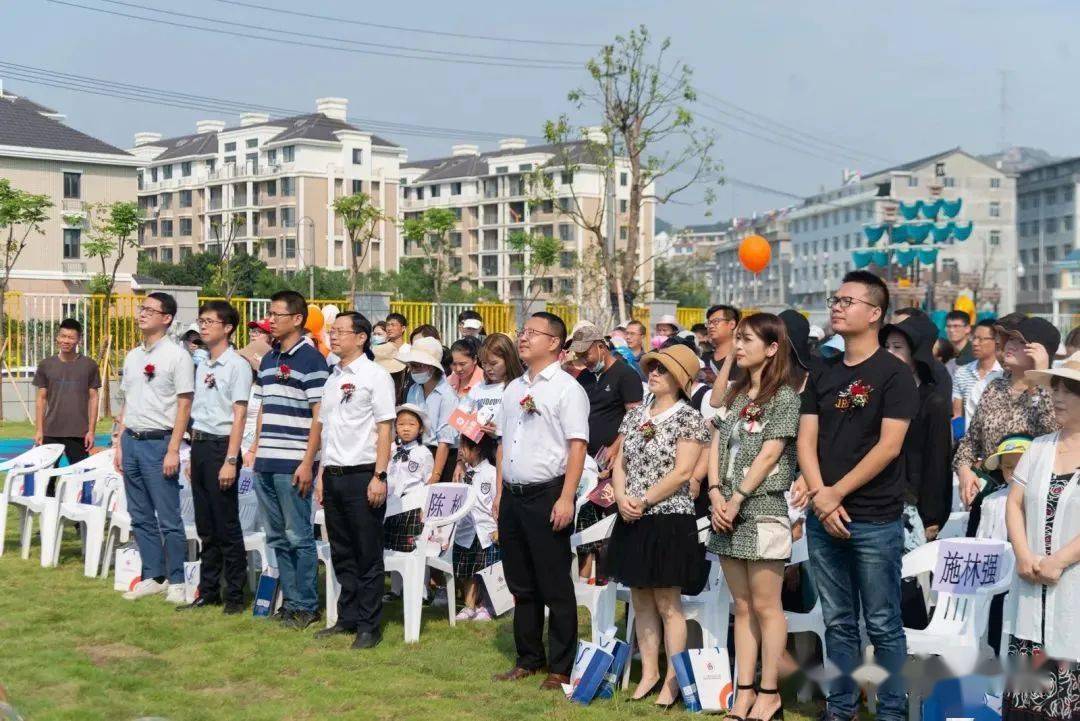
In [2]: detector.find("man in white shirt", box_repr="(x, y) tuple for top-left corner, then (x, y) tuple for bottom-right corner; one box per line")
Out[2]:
(177, 300), (252, 615)
(951, 319), (1003, 425)
(493, 312), (589, 690)
(114, 291), (194, 603)
(313, 311), (395, 649)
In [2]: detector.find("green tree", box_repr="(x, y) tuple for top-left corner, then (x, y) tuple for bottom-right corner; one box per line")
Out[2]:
(561, 25), (720, 310)
(402, 207), (458, 309)
(85, 200), (142, 413)
(654, 259), (709, 307)
(0, 178), (52, 419)
(208, 213), (247, 300)
(507, 229), (564, 313)
(333, 192), (389, 301)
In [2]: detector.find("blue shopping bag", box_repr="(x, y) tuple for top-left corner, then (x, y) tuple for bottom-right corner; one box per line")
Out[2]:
(567, 641), (615, 705)
(595, 638), (630, 700)
(671, 650), (702, 712)
(252, 568), (279, 617)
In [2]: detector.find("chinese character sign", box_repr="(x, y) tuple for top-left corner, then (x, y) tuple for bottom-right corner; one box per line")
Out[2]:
(931, 540), (1005, 595)
(423, 484), (470, 521)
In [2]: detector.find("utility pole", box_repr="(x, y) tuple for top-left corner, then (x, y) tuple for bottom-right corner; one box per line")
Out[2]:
(603, 73), (625, 324)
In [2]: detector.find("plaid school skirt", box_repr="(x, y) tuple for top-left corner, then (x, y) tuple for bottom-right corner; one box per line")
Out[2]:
(575, 500), (615, 556)
(454, 536), (501, 580)
(383, 508), (423, 552)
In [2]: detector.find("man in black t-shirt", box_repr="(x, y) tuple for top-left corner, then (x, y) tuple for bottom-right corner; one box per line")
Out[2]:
(796, 270), (916, 721)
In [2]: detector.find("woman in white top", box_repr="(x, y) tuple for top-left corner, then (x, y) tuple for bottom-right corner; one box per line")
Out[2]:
(1003, 353), (1080, 719)
(453, 433), (500, 622)
(466, 333), (523, 436)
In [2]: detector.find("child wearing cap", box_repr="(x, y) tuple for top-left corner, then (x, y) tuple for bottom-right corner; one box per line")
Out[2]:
(453, 433), (501, 622)
(384, 405), (434, 554)
(972, 434), (1032, 542)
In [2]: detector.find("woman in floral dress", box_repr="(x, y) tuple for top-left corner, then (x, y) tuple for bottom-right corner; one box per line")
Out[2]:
(608, 343), (710, 707)
(706, 313), (800, 721)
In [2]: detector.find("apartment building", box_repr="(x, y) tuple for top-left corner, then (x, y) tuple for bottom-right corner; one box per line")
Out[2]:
(680, 211), (793, 310)
(131, 98), (405, 275)
(1015, 156), (1080, 314)
(786, 148), (1016, 313)
(400, 136), (655, 302)
(0, 83), (139, 293)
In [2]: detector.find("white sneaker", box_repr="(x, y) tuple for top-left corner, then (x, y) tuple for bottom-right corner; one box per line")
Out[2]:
(165, 585), (186, 604)
(455, 607), (476, 621)
(472, 607), (493, 622)
(122, 579), (168, 600)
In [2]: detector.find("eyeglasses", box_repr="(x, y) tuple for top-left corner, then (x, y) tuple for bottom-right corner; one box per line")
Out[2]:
(517, 327), (557, 340)
(137, 305), (165, 316)
(707, 317), (734, 327)
(268, 311), (300, 320)
(327, 329), (357, 337)
(196, 318), (223, 327)
(826, 295), (878, 310)
(972, 333), (997, 344)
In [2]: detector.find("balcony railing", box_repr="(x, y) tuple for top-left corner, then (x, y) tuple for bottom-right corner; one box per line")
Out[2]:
(61, 198), (85, 213)
(61, 260), (87, 274)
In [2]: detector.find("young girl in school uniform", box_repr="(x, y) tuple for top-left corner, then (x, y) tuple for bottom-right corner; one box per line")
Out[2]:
(453, 433), (500, 621)
(384, 404), (434, 554)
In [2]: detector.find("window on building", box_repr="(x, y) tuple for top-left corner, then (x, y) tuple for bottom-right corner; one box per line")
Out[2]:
(281, 207), (296, 227)
(989, 201), (1001, 217)
(449, 256), (462, 273)
(540, 199), (554, 214)
(265, 238), (277, 257)
(619, 226), (628, 240)
(619, 199), (628, 213)
(943, 177), (955, 187)
(266, 180), (276, 197)
(559, 224), (574, 241)
(351, 179), (362, 194)
(560, 251), (575, 269)
(179, 190), (192, 207)
(494, 166), (508, 175)
(179, 246), (192, 260)
(150, 167), (159, 183)
(1066, 215), (1074, 231)
(452, 207), (462, 220)
(281, 177), (295, 196)
(559, 278), (574, 294)
(62, 172), (81, 199)
(989, 177), (1000, 188)
(907, 176), (919, 187)
(1047, 217), (1059, 234)
(1046, 188), (1058, 204)
(282, 145), (295, 162)
(246, 138), (257, 149)
(224, 156), (236, 166)
(266, 148), (277, 165)
(347, 147), (363, 165)
(560, 171), (573, 185)
(450, 232), (462, 248)
(62, 229), (80, 258)
(451, 182), (462, 196)
(987, 229), (1000, 246)
(159, 192), (172, 209)
(206, 158), (216, 173)
(1047, 273), (1059, 290)
(161, 220), (173, 237)
(161, 247), (173, 263)
(148, 220), (157, 236)
(430, 185), (441, 198)
(224, 142), (237, 152)
(416, 187), (424, 201)
(161, 165), (173, 180)
(1047, 246), (1058, 261)
(285, 237), (296, 258)
(619, 172), (628, 187)
(558, 197), (572, 212)
(180, 218), (192, 236)
(481, 255), (498, 277)
(1066, 185), (1076, 202)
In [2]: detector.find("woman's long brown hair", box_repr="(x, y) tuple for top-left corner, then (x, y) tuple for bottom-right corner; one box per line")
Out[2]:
(480, 332), (524, 384)
(723, 313), (795, 408)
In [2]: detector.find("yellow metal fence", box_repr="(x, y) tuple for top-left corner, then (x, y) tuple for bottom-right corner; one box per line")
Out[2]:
(676, 307), (706, 330)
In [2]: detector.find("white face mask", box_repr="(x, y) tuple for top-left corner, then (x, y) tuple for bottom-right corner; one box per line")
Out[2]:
(591, 358), (606, 374)
(411, 370), (433, 385)
(372, 334), (387, 345)
(192, 348), (209, 366)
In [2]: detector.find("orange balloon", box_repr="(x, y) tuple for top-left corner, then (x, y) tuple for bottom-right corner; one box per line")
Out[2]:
(738, 235), (771, 274)
(304, 305), (324, 335)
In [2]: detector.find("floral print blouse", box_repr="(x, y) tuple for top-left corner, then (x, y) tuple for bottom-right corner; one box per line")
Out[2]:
(954, 373), (1057, 471)
(618, 400), (711, 516)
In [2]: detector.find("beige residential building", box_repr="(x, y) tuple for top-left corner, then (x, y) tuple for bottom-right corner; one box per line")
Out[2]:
(0, 83), (139, 293)
(132, 98), (405, 275)
(400, 137), (655, 302)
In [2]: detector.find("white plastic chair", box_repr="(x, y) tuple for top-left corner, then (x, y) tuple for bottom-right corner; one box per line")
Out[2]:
(384, 483), (475, 643)
(570, 512), (618, 644)
(101, 480), (132, 578)
(239, 490), (271, 590)
(938, 511), (970, 540)
(48, 451), (120, 576)
(22, 450), (114, 566)
(784, 535), (827, 657)
(902, 538), (1015, 675)
(0, 444), (66, 559)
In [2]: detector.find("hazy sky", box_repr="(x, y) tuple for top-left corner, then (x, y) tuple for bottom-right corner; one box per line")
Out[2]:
(2, 1), (1077, 227)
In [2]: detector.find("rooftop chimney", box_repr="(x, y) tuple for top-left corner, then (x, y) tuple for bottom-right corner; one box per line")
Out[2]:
(498, 137), (527, 151)
(584, 126), (607, 145)
(316, 97), (348, 121)
(452, 144), (480, 157)
(239, 112), (269, 127)
(133, 132), (163, 146)
(196, 119), (225, 134)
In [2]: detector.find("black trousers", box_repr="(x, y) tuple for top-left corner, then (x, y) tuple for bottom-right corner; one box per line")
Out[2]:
(323, 467), (386, 632)
(44, 436), (90, 496)
(190, 437), (247, 604)
(497, 482), (577, 676)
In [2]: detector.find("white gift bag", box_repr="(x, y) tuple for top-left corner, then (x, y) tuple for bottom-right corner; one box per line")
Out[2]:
(688, 647), (734, 713)
(113, 542), (142, 593)
(477, 561), (515, 616)
(184, 560), (201, 603)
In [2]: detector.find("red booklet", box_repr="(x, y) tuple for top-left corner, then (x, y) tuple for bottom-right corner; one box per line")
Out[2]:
(448, 407), (484, 442)
(587, 479), (615, 508)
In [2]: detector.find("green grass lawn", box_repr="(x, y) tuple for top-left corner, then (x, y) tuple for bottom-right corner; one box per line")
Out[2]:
(0, 447), (819, 720)
(0, 420), (114, 440)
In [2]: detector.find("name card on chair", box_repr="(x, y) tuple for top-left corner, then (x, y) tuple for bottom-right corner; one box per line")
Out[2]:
(423, 485), (469, 521)
(931, 539), (1006, 595)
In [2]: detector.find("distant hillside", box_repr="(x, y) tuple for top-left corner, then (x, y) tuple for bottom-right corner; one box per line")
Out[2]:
(980, 146), (1059, 174)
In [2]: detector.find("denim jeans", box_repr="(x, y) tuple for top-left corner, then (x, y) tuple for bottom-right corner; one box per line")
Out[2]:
(807, 514), (907, 721)
(254, 471), (317, 612)
(120, 433), (186, 584)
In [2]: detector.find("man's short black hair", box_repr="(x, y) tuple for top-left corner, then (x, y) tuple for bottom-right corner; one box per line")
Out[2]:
(690, 323), (707, 334)
(457, 309), (482, 323)
(531, 311), (567, 345)
(975, 318), (997, 331)
(146, 291), (177, 319)
(270, 290), (307, 325)
(706, 304), (741, 323)
(626, 319), (646, 332)
(946, 310), (972, 325)
(385, 312), (408, 327)
(58, 318), (82, 336)
(337, 311), (373, 358)
(841, 270), (889, 317)
(198, 300), (240, 337)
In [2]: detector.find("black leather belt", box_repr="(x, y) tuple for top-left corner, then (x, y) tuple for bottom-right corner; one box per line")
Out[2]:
(191, 430), (229, 442)
(125, 429), (168, 440)
(503, 477), (564, 497)
(323, 464), (375, 477)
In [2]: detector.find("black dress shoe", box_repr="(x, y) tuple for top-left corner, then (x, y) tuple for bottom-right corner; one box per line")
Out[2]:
(222, 601), (246, 615)
(284, 610), (322, 630)
(175, 596), (221, 611)
(381, 591), (401, 604)
(314, 623), (356, 639)
(351, 628), (383, 649)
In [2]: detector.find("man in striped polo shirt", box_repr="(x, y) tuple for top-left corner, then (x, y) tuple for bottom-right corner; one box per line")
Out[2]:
(251, 290), (329, 629)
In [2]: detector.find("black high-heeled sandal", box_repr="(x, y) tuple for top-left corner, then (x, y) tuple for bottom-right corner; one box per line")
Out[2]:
(747, 686), (784, 721)
(727, 683), (758, 721)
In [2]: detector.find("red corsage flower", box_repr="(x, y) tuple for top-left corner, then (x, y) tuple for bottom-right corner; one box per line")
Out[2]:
(520, 394), (538, 415)
(640, 421), (657, 440)
(340, 382), (355, 403)
(143, 363), (155, 381)
(835, 379), (873, 410)
(741, 402), (765, 423)
(276, 364), (291, 382)
(204, 373), (216, 389)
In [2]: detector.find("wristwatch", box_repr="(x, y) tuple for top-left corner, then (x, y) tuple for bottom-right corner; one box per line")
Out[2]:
(225, 455), (239, 464)
(375, 470), (388, 482)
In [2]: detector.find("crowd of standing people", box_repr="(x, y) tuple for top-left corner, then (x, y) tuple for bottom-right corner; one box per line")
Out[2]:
(27, 271), (1080, 719)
